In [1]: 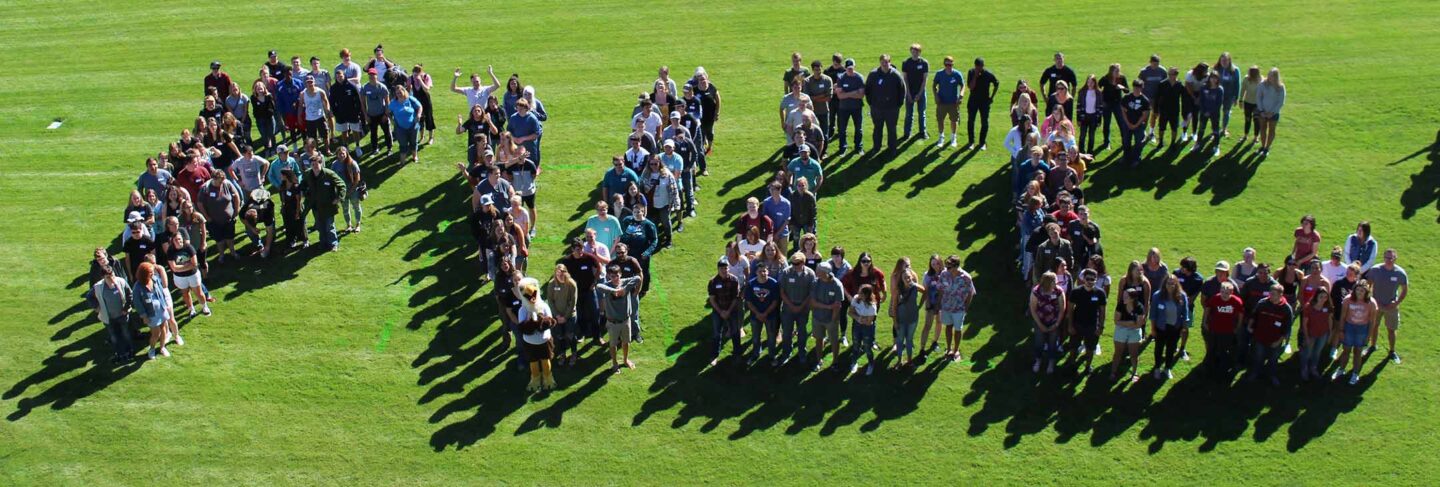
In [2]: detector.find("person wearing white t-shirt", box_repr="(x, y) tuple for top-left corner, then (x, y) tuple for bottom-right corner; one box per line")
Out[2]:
(632, 100), (662, 138)
(451, 65), (501, 108)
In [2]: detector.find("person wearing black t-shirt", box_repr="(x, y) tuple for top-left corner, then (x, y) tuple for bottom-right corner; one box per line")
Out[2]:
(901, 44), (930, 140)
(121, 222), (156, 279)
(561, 240), (602, 343)
(1119, 79), (1150, 167)
(241, 190), (276, 258)
(1040, 52), (1077, 116)
(865, 54), (906, 155)
(1067, 205), (1102, 268)
(822, 54), (846, 139)
(1153, 68), (1184, 148)
(1067, 269), (1107, 373)
(329, 77), (365, 155)
(965, 57), (1000, 150)
(782, 52), (810, 95)
(834, 59), (866, 154)
(1099, 63), (1128, 149)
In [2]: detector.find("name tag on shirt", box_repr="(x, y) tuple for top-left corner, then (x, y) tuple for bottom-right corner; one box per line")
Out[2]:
(878, 79), (883, 85)
(1391, 277), (1398, 282)
(1158, 304), (1166, 310)
(209, 192), (217, 198)
(787, 278), (795, 283)
(324, 182), (332, 186)
(1091, 297), (1099, 302)
(580, 266), (589, 270)
(715, 284), (723, 289)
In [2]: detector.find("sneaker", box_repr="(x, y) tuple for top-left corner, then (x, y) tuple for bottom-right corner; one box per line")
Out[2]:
(1153, 369), (1162, 379)
(1389, 351), (1401, 364)
(937, 139), (946, 149)
(1365, 345), (1377, 356)
(1046, 363), (1055, 374)
(1330, 348), (1339, 360)
(1348, 373), (1359, 385)
(202, 306), (212, 316)
(1095, 345), (1103, 357)
(189, 308), (199, 318)
(1284, 343), (1293, 355)
(1166, 369), (1174, 379)
(160, 347), (171, 358)
(865, 364), (874, 376)
(1032, 360), (1040, 373)
(1181, 351), (1191, 362)
(148, 348), (157, 360)
(1213, 148), (1220, 157)
(850, 364), (859, 375)
(175, 335), (185, 346)
(842, 337), (850, 347)
(1331, 369), (1342, 381)
(979, 144), (987, 151)
(813, 361), (824, 372)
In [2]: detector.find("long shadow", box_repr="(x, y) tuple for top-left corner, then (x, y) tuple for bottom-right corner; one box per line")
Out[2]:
(1191, 142), (1263, 205)
(1397, 131), (1440, 221)
(906, 149), (980, 198)
(5, 326), (144, 421)
(716, 148), (785, 198)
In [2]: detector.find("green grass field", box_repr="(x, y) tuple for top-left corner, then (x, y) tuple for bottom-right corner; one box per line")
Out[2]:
(3, 0), (1439, 484)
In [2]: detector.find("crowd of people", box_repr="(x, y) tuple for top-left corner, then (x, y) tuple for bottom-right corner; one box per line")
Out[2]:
(84, 44), (1408, 397)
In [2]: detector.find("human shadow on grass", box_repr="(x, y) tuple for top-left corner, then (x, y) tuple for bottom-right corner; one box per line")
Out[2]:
(1396, 130), (1440, 221)
(715, 148), (785, 198)
(1081, 138), (1255, 206)
(5, 325), (144, 421)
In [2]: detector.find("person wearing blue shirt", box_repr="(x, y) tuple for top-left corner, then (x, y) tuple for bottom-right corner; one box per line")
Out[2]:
(931, 56), (965, 149)
(1214, 52), (1242, 135)
(601, 156), (640, 203)
(745, 265), (782, 365)
(1173, 257), (1206, 363)
(387, 85), (423, 163)
(275, 68), (306, 140)
(761, 182), (792, 242)
(508, 98), (544, 166)
(901, 44), (930, 141)
(1194, 72), (1226, 157)
(1149, 275), (1191, 379)
(834, 58), (866, 154)
(1014, 147), (1050, 198)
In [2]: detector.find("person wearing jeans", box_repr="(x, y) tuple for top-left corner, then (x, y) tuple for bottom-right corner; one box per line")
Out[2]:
(849, 285), (881, 376)
(1149, 275), (1190, 379)
(707, 261), (743, 366)
(965, 57), (999, 150)
(778, 253), (815, 366)
(889, 259), (923, 367)
(1246, 283), (1293, 385)
(1029, 272), (1066, 374)
(833, 58), (865, 153)
(1214, 52), (1241, 135)
(745, 265), (781, 365)
(1119, 79), (1149, 167)
(304, 158), (347, 251)
(1299, 288), (1332, 380)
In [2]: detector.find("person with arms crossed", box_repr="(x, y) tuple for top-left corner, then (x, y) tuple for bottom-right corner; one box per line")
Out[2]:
(1066, 268), (1106, 373)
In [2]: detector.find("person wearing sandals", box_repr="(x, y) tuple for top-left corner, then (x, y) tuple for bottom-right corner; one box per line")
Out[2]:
(936, 255), (975, 361)
(546, 264), (579, 367)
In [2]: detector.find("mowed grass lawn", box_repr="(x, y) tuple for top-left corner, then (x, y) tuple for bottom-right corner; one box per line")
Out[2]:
(3, 0), (1439, 484)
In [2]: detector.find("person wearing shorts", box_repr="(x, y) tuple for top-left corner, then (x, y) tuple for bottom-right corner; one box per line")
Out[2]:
(1363, 249), (1407, 363)
(807, 262), (846, 371)
(936, 255), (974, 361)
(1111, 286), (1146, 383)
(198, 170), (242, 263)
(931, 55), (964, 148)
(1336, 280), (1376, 386)
(131, 262), (172, 360)
(301, 77), (332, 149)
(596, 265), (642, 371)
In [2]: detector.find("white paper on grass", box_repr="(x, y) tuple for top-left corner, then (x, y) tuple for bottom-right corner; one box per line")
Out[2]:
(47, 120), (62, 129)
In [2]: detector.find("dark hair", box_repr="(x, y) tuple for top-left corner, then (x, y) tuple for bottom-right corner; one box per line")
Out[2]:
(1357, 220), (1371, 239)
(1180, 257), (1197, 272)
(945, 255), (961, 269)
(830, 246), (845, 257)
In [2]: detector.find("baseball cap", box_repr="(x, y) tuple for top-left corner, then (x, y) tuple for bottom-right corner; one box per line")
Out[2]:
(250, 188), (271, 201)
(479, 194), (494, 206)
(798, 145), (811, 153)
(366, 67), (377, 75)
(663, 139), (675, 148)
(1214, 260), (1231, 272)
(267, 49), (277, 57)
(125, 211), (144, 223)
(210, 60), (222, 69)
(669, 111), (681, 119)
(843, 58), (855, 68)
(817, 262), (833, 275)
(276, 144), (289, 152)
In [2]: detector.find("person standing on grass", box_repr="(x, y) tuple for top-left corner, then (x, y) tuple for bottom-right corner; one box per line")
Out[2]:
(1195, 72), (1225, 156)
(788, 178), (817, 252)
(304, 154), (347, 252)
(1202, 280), (1244, 380)
(708, 260), (744, 367)
(329, 72), (365, 156)
(889, 257), (924, 368)
(1327, 263), (1360, 357)
(964, 57), (999, 150)
(1098, 63), (1128, 150)
(546, 265), (579, 367)
(508, 98), (543, 166)
(779, 78), (812, 144)
(1066, 268), (1106, 373)
(849, 284), (881, 376)
(1334, 279), (1378, 385)
(745, 263), (781, 366)
(585, 201), (624, 253)
(1292, 214), (1322, 268)
(334, 49), (361, 87)
(493, 262), (525, 371)
(1136, 54), (1167, 142)
(1344, 221), (1378, 272)
(917, 255), (944, 356)
(639, 158), (678, 248)
(1363, 249), (1407, 363)
(901, 44), (930, 140)
(805, 60), (835, 141)
(602, 156), (640, 204)
(275, 66), (306, 142)
(451, 65), (500, 109)
(1254, 67), (1286, 155)
(778, 252), (816, 367)
(931, 254), (974, 362)
(1237, 66), (1262, 144)
(1077, 75), (1103, 154)
(388, 85), (423, 164)
(782, 51), (810, 94)
(90, 261), (134, 364)
(360, 68), (392, 153)
(331, 147), (363, 234)
(251, 80), (278, 155)
(1153, 67), (1183, 149)
(841, 252), (887, 349)
(1247, 283), (1292, 385)
(198, 170), (243, 263)
(131, 262), (172, 360)
(931, 55), (966, 149)
(598, 264), (643, 371)
(692, 70), (721, 155)
(1119, 79), (1150, 167)
(1029, 271), (1066, 374)
(224, 82), (252, 144)
(1173, 257), (1204, 362)
(561, 240), (602, 346)
(619, 203), (658, 293)
(611, 243), (646, 344)
(1299, 288), (1332, 381)
(1149, 275), (1189, 380)
(762, 182), (792, 245)
(1111, 284), (1146, 383)
(1322, 247), (1349, 285)
(806, 262), (847, 371)
(1040, 52), (1077, 116)
(164, 231), (209, 319)
(833, 58), (866, 154)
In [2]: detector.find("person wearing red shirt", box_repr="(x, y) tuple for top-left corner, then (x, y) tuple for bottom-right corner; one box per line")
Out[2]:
(174, 152), (213, 202)
(1203, 281), (1244, 380)
(1299, 287), (1332, 380)
(1049, 195), (1079, 226)
(1246, 283), (1292, 385)
(841, 252), (887, 349)
(1291, 214), (1322, 267)
(204, 61), (232, 100)
(735, 197), (774, 242)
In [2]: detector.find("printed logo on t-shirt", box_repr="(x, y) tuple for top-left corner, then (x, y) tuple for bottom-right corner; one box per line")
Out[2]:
(1216, 305), (1235, 313)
